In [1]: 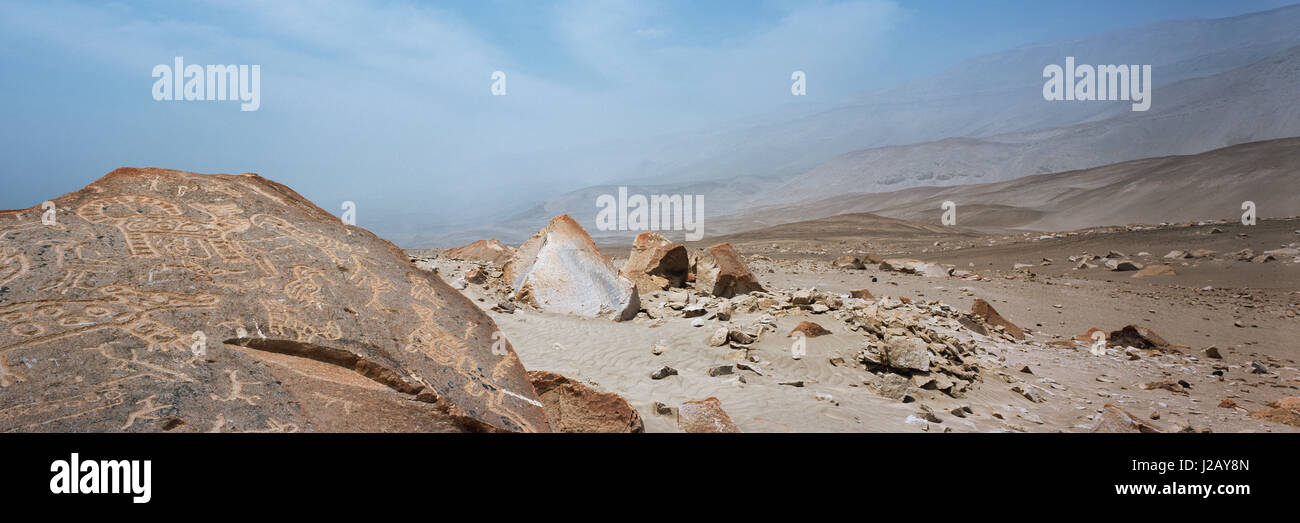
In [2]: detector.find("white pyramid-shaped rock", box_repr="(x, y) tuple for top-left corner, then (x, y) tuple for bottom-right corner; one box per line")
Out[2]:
(504, 215), (640, 321)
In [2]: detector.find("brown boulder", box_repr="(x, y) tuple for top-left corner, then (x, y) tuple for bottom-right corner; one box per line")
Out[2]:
(676, 397), (741, 433)
(504, 215), (640, 321)
(442, 238), (515, 266)
(970, 298), (1025, 339)
(788, 321), (831, 338)
(527, 370), (644, 433)
(620, 232), (688, 294)
(0, 168), (549, 433)
(691, 243), (764, 298)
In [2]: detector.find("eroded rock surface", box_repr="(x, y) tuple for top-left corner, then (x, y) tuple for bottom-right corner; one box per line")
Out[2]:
(0, 168), (549, 433)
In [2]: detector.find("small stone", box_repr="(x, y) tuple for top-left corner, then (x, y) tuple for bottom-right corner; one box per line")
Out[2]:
(650, 366), (678, 380)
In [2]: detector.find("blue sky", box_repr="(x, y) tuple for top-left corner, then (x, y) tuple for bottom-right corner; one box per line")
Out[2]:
(1, 0), (1295, 229)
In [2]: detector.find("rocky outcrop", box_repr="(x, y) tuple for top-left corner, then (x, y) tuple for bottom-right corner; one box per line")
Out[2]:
(504, 215), (640, 321)
(690, 243), (764, 298)
(0, 168), (550, 433)
(527, 370), (644, 433)
(442, 238), (515, 265)
(620, 232), (689, 294)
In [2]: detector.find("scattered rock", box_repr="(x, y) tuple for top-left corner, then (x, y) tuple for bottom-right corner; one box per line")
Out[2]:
(706, 327), (729, 347)
(650, 366), (678, 380)
(677, 397), (741, 433)
(1105, 259), (1143, 271)
(788, 321), (832, 338)
(528, 371), (645, 433)
(1139, 380), (1187, 394)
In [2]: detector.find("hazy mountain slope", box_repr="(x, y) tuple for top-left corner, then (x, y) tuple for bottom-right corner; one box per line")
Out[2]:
(710, 137), (1300, 236)
(754, 45), (1300, 206)
(577, 4), (1300, 188)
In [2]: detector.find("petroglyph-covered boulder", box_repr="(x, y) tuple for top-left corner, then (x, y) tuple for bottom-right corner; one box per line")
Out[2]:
(504, 215), (640, 321)
(690, 243), (764, 298)
(442, 238), (515, 266)
(620, 232), (689, 294)
(0, 168), (550, 433)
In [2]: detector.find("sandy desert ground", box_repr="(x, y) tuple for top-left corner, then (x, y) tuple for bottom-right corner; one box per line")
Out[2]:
(413, 216), (1300, 433)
